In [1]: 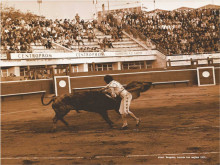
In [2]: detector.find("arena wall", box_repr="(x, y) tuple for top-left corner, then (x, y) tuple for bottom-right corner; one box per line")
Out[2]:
(1, 66), (219, 101)
(1, 79), (53, 96)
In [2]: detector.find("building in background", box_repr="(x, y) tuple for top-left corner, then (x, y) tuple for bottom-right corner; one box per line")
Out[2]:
(95, 0), (148, 21)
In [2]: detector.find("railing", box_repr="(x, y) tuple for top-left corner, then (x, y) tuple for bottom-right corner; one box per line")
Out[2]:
(170, 51), (220, 56)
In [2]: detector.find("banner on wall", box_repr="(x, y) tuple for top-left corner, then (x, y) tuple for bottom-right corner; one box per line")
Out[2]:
(166, 53), (220, 61)
(10, 51), (156, 60)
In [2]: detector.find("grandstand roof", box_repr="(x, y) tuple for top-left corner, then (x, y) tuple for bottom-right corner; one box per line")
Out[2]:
(198, 4), (220, 9)
(96, 1), (148, 12)
(174, 7), (194, 11)
(147, 8), (167, 13)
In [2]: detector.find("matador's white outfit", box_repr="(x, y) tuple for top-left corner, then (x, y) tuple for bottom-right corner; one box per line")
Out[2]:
(105, 80), (132, 115)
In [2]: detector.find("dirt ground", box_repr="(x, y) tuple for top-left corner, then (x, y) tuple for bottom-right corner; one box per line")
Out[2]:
(1, 85), (220, 165)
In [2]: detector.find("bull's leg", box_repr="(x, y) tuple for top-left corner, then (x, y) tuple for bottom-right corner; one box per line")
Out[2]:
(114, 109), (121, 120)
(59, 118), (69, 127)
(52, 116), (58, 132)
(75, 109), (80, 113)
(114, 108), (121, 116)
(52, 116), (69, 132)
(52, 108), (70, 131)
(99, 111), (114, 127)
(114, 102), (121, 116)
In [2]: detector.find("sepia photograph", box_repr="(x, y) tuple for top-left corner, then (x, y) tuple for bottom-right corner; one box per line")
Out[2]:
(1, 0), (219, 164)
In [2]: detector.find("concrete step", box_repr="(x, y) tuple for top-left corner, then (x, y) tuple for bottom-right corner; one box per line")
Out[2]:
(73, 45), (99, 49)
(32, 44), (143, 52)
(31, 45), (66, 50)
(105, 47), (147, 52)
(72, 42), (98, 46)
(70, 43), (141, 49)
(32, 46), (147, 53)
(71, 40), (137, 46)
(77, 41), (137, 47)
(32, 49), (67, 53)
(82, 37), (131, 42)
(112, 43), (140, 48)
(31, 46), (45, 49)
(111, 41), (136, 45)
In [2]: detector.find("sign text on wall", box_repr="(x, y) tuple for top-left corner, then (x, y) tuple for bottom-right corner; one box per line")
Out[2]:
(10, 51), (155, 60)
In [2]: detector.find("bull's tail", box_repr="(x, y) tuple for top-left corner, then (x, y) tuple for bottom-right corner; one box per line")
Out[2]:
(41, 92), (55, 106)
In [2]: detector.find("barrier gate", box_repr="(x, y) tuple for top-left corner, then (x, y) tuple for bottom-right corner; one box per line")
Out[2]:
(54, 76), (71, 96)
(197, 66), (216, 86)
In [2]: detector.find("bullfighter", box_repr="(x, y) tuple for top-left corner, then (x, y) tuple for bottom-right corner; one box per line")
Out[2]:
(102, 75), (141, 130)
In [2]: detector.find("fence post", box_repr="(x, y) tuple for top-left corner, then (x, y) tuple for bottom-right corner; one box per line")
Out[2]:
(207, 57), (213, 65)
(92, 62), (96, 71)
(69, 64), (73, 74)
(167, 59), (171, 67)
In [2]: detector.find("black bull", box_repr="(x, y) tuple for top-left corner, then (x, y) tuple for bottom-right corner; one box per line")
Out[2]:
(41, 81), (152, 130)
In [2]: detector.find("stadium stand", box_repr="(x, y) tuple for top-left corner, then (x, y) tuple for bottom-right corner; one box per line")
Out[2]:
(1, 6), (219, 55)
(1, 7), (147, 53)
(104, 8), (219, 55)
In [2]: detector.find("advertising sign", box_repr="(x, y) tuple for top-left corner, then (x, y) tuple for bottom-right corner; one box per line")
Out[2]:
(10, 51), (155, 60)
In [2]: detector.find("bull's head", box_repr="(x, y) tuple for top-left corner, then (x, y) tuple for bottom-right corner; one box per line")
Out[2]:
(140, 82), (152, 92)
(125, 81), (152, 100)
(125, 81), (152, 92)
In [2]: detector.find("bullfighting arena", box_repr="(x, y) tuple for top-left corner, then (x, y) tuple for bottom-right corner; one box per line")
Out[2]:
(1, 85), (219, 164)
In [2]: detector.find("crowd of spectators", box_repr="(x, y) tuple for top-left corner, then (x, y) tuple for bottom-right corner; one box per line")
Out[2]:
(104, 8), (219, 55)
(79, 46), (99, 52)
(2, 6), (219, 55)
(98, 21), (123, 41)
(98, 37), (114, 51)
(1, 8), (100, 53)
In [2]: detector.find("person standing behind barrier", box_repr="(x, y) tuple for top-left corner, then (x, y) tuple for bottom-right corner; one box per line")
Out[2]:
(102, 75), (141, 130)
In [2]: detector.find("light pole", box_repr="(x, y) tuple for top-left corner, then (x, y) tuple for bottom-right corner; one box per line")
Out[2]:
(37, 0), (42, 18)
(154, 0), (155, 10)
(140, 0), (143, 11)
(108, 0), (109, 13)
(93, 0), (98, 19)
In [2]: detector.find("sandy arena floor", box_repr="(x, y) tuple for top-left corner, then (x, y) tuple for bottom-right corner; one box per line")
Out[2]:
(1, 85), (219, 164)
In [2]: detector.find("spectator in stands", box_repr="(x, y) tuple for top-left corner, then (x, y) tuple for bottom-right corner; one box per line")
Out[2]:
(107, 39), (114, 48)
(87, 22), (93, 31)
(20, 42), (28, 52)
(75, 13), (80, 23)
(98, 38), (104, 50)
(102, 37), (114, 50)
(45, 39), (53, 49)
(102, 37), (108, 50)
(117, 27), (123, 41)
(88, 31), (95, 42)
(10, 73), (16, 77)
(76, 34), (84, 46)
(91, 47), (98, 52)
(110, 27), (119, 41)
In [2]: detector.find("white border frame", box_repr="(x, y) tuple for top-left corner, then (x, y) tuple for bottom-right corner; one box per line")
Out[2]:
(197, 66), (216, 86)
(54, 76), (71, 96)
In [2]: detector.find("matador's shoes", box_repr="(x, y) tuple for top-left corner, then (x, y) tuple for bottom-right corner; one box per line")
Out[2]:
(120, 125), (128, 130)
(136, 118), (141, 127)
